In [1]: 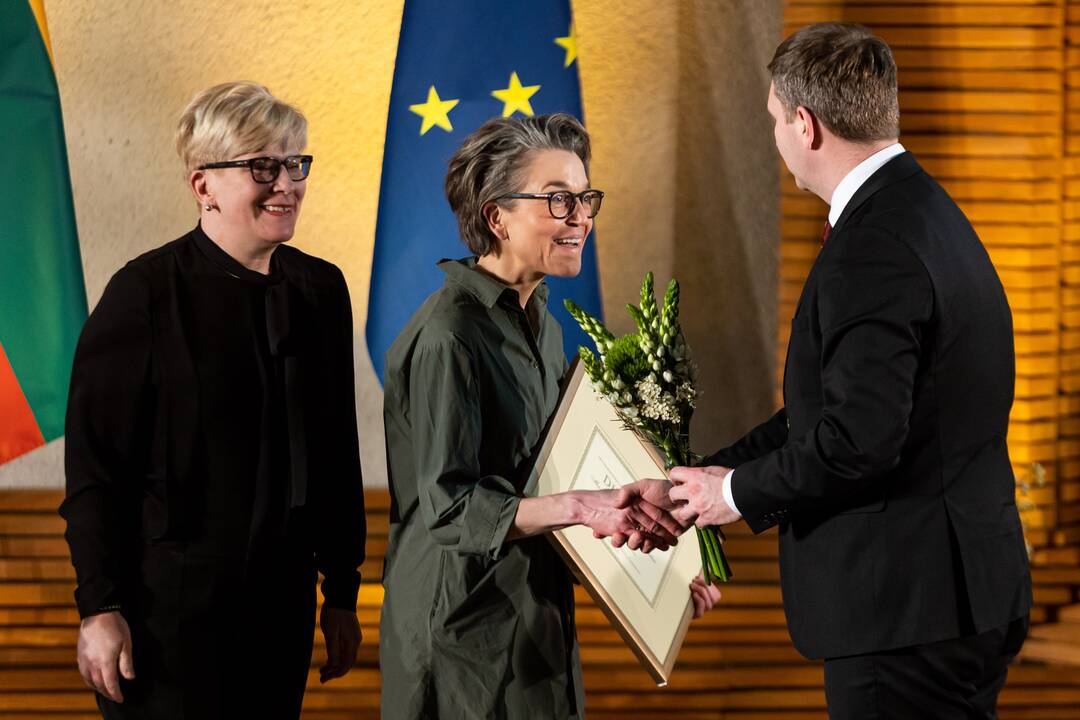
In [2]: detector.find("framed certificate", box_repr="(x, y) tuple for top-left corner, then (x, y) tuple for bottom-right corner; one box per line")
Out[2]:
(530, 359), (700, 686)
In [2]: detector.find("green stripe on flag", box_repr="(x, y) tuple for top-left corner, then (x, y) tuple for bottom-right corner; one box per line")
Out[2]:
(0, 1), (88, 444)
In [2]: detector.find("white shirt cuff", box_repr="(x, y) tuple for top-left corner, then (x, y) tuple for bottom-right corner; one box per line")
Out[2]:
(721, 468), (741, 518)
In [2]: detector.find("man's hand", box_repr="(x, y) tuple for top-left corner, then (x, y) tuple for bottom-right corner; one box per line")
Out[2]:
(615, 478), (677, 514)
(668, 465), (740, 527)
(319, 606), (361, 684)
(77, 611), (134, 703)
(576, 489), (681, 553)
(689, 573), (722, 618)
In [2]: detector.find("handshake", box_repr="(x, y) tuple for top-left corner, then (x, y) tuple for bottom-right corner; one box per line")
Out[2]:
(572, 463), (737, 617)
(581, 463), (741, 554)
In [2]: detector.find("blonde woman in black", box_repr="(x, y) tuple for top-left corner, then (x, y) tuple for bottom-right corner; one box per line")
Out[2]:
(61, 82), (365, 719)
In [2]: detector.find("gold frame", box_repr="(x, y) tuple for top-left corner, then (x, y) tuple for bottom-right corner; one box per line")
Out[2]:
(529, 359), (697, 686)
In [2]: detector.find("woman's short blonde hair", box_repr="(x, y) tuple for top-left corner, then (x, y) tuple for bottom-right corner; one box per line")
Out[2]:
(175, 81), (307, 172)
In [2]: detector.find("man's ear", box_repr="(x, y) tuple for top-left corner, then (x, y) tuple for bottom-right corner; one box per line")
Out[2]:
(795, 105), (818, 150)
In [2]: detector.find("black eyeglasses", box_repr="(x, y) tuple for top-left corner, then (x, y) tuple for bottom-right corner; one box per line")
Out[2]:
(198, 155), (313, 183)
(496, 189), (604, 219)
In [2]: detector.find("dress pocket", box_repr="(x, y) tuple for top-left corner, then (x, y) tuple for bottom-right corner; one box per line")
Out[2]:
(430, 551), (519, 651)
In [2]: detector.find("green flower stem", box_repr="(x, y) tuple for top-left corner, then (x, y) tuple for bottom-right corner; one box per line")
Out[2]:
(696, 527), (712, 586)
(697, 527), (715, 582)
(709, 529), (723, 582)
(719, 541), (733, 580)
(703, 527), (719, 581)
(709, 527), (732, 583)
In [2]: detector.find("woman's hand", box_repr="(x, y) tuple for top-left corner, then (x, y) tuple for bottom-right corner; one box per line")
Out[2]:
(77, 611), (134, 703)
(575, 489), (681, 553)
(689, 573), (722, 618)
(603, 478), (682, 547)
(319, 606), (362, 683)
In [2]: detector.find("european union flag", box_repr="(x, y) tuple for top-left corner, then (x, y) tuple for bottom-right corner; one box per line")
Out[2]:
(366, 0), (603, 382)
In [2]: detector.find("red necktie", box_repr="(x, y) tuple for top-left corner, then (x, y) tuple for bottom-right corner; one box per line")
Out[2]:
(821, 221), (832, 246)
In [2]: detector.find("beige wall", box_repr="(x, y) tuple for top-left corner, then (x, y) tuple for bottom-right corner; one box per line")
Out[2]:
(1, 0), (781, 488)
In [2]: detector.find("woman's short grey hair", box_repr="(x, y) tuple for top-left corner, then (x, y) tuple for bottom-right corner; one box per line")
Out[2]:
(445, 113), (591, 256)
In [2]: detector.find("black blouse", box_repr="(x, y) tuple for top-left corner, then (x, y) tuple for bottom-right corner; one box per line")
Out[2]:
(61, 225), (365, 617)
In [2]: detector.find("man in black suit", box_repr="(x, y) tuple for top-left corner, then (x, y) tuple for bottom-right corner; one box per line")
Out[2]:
(626, 23), (1031, 718)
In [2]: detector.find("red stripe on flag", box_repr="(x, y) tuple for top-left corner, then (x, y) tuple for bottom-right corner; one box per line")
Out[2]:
(0, 340), (45, 464)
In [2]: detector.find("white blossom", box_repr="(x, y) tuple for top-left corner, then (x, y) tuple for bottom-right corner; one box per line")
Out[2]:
(635, 378), (681, 424)
(676, 380), (696, 408)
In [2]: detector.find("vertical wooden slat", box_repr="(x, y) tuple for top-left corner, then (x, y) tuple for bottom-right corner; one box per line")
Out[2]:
(1057, 0), (1080, 575)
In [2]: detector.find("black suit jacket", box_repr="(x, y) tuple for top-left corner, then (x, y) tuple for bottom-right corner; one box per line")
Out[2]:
(707, 153), (1031, 659)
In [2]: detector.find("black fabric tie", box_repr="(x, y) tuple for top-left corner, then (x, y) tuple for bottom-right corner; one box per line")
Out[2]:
(265, 282), (309, 510)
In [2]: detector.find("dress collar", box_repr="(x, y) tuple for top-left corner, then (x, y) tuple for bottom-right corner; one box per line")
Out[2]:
(438, 257), (549, 310)
(191, 223), (283, 286)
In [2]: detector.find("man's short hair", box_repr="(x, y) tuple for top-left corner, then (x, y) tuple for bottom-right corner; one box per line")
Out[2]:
(768, 23), (899, 143)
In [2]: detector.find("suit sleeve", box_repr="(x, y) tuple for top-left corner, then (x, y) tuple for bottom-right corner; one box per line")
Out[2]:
(315, 268), (367, 611)
(700, 408), (788, 468)
(60, 265), (152, 618)
(409, 335), (521, 559)
(733, 229), (933, 534)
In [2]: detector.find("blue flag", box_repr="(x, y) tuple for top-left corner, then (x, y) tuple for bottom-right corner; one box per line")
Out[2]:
(366, 0), (603, 382)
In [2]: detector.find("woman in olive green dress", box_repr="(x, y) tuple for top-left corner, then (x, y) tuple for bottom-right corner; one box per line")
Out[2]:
(379, 114), (719, 719)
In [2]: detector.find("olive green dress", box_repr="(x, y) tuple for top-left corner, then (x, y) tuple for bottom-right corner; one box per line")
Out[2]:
(379, 258), (583, 719)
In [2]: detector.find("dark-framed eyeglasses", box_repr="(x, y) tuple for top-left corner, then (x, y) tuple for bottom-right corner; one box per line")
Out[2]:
(198, 154), (313, 184)
(496, 189), (604, 219)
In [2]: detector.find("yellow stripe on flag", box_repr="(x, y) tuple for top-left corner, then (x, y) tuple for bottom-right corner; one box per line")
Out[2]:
(27, 0), (54, 66)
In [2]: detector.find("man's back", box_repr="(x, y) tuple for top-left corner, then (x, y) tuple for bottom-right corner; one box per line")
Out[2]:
(764, 152), (1031, 658)
(711, 22), (1036, 716)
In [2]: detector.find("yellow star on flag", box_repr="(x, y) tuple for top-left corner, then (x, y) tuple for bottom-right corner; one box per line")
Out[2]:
(409, 86), (459, 136)
(491, 72), (540, 118)
(554, 25), (577, 67)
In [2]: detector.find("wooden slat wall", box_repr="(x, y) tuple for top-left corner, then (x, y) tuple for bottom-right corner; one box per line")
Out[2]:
(1060, 0), (1080, 574)
(5, 4), (1080, 719)
(779, 1), (1076, 615)
(3, 490), (1080, 719)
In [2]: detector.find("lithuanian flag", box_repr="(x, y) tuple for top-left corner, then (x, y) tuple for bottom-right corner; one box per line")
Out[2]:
(0, 1), (87, 465)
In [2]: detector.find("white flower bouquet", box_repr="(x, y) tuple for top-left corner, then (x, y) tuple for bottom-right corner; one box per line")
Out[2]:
(565, 272), (732, 585)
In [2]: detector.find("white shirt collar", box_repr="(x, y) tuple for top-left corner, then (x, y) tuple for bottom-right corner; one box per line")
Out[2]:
(828, 142), (906, 226)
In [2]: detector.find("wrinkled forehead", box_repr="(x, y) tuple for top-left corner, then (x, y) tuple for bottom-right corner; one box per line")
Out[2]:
(515, 148), (589, 190)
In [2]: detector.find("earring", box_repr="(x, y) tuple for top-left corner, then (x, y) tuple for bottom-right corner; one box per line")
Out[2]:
(204, 203), (214, 211)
